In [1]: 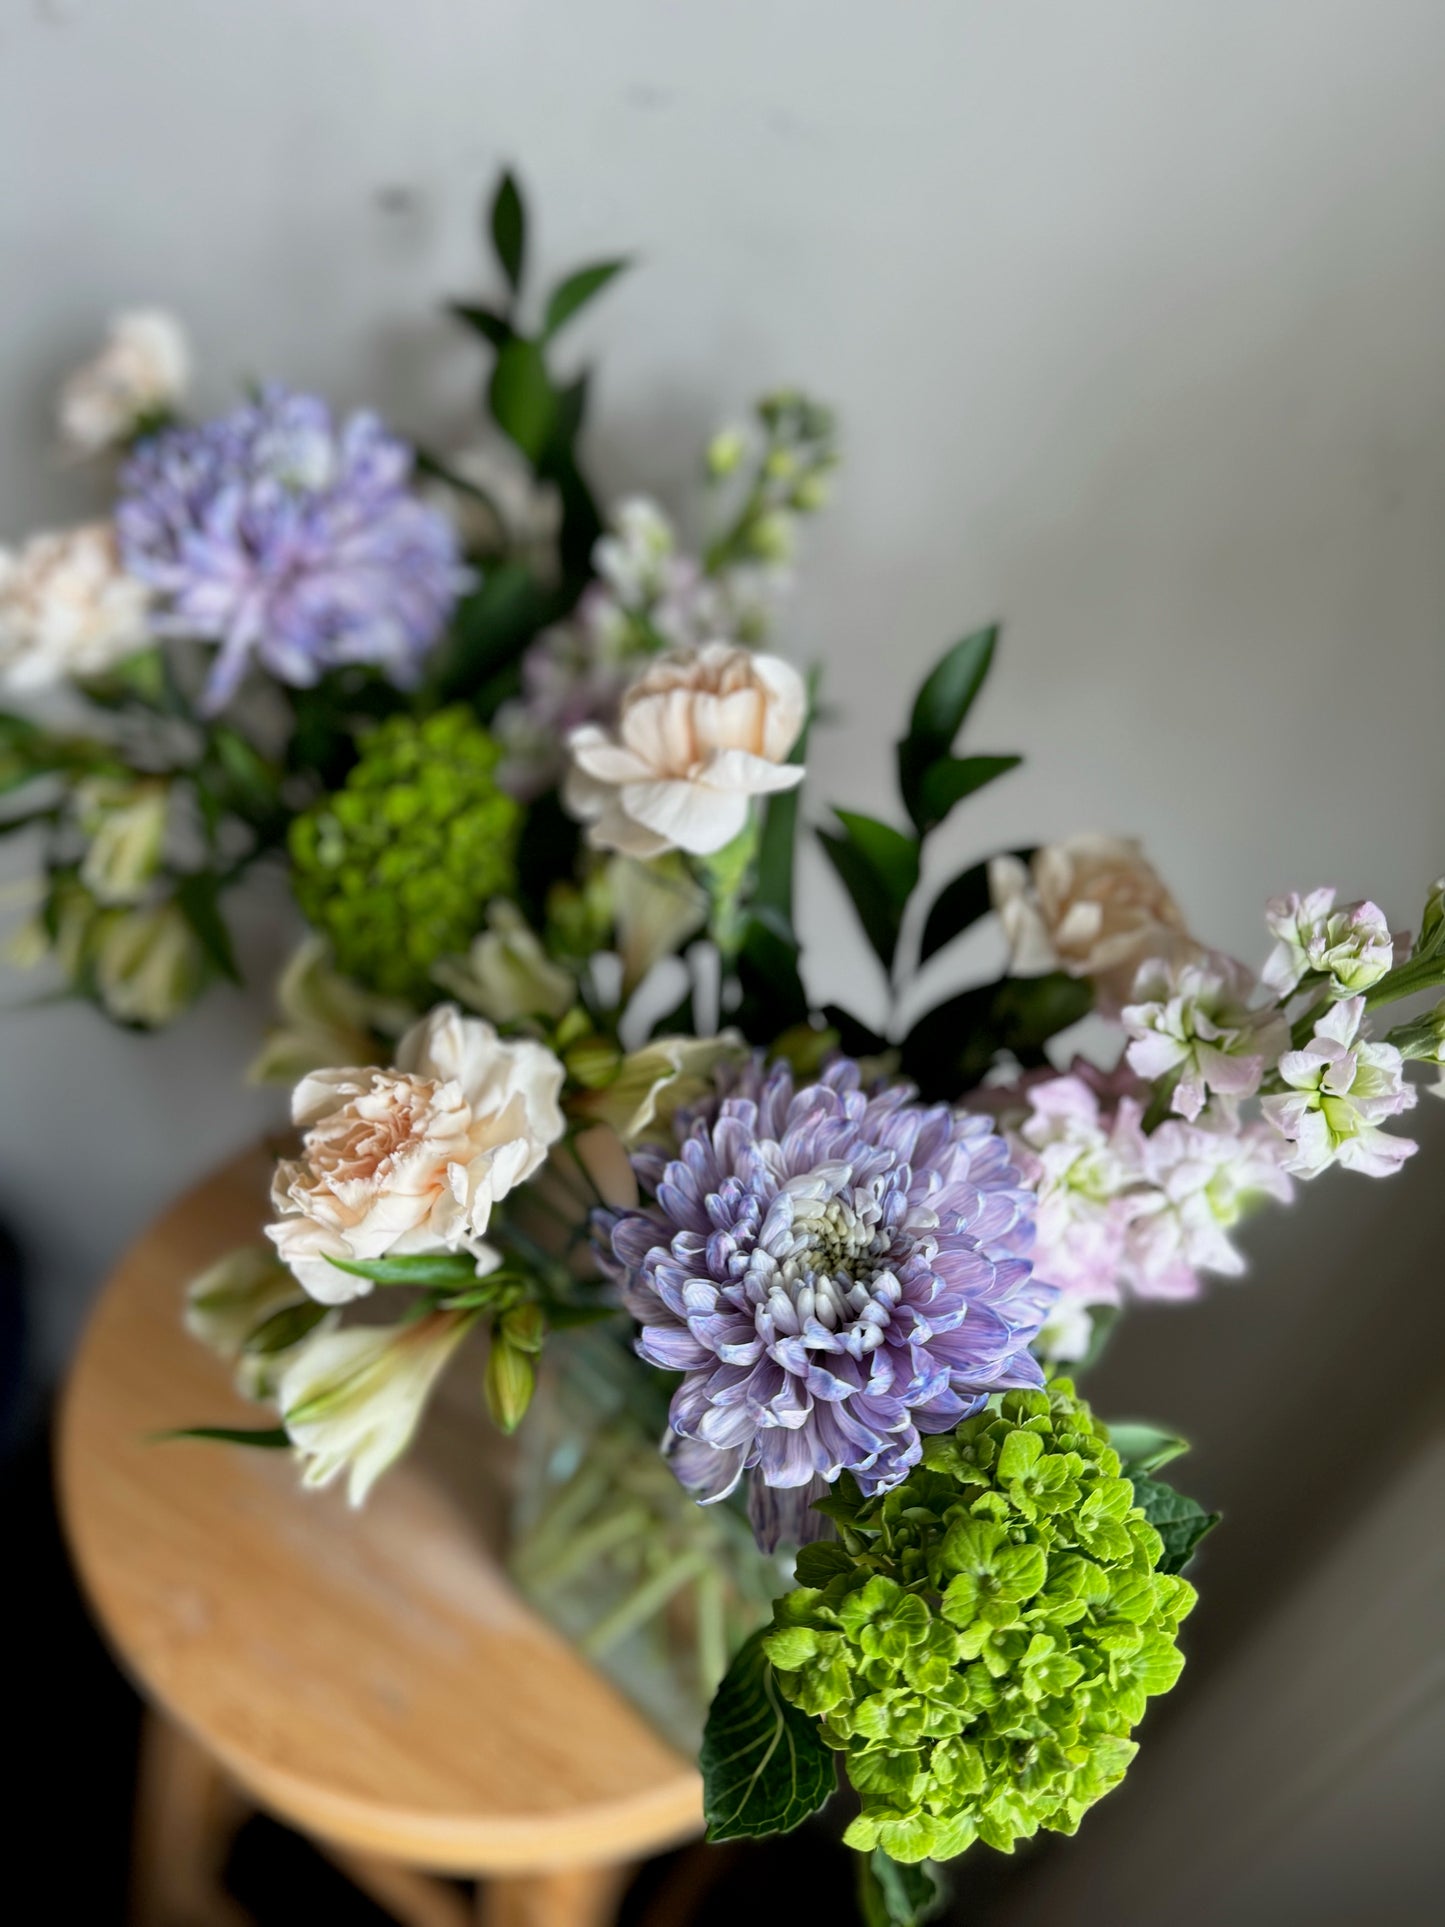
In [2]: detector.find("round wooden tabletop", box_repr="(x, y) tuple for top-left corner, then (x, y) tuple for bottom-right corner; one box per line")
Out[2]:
(58, 1146), (702, 1876)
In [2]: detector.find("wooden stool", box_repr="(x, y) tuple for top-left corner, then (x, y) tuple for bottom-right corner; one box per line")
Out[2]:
(58, 1147), (703, 1926)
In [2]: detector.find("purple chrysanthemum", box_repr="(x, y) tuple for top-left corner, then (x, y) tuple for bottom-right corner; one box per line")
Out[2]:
(117, 386), (470, 714)
(604, 1058), (1052, 1546)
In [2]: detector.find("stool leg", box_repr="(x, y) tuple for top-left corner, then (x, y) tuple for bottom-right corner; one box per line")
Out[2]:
(129, 1709), (253, 1926)
(323, 1847), (473, 1927)
(476, 1861), (632, 1927)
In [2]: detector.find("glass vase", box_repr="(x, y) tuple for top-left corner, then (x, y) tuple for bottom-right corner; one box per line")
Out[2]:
(507, 1323), (784, 1755)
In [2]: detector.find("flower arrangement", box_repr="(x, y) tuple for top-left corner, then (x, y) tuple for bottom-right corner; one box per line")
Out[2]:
(11, 174), (1443, 1922)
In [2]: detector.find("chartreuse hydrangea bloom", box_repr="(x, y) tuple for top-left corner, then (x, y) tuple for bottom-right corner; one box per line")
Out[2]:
(290, 707), (520, 1001)
(760, 1381), (1194, 1864)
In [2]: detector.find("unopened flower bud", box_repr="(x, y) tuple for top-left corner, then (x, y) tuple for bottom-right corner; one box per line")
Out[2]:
(500, 1301), (547, 1354)
(485, 1331), (536, 1434)
(564, 1035), (623, 1089)
(77, 776), (169, 905)
(706, 428), (747, 478)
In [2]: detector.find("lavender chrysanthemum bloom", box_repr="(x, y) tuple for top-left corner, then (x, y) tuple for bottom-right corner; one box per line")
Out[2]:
(603, 1059), (1050, 1547)
(117, 386), (470, 714)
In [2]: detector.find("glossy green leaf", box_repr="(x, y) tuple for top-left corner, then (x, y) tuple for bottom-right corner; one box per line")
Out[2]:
(897, 627), (1001, 829)
(917, 753), (1021, 828)
(1106, 1424), (1191, 1478)
(817, 810), (920, 972)
(448, 302), (512, 350)
(159, 1426), (292, 1450)
(241, 1300), (329, 1357)
(322, 1250), (481, 1288)
(174, 872), (241, 984)
(917, 855), (1010, 966)
(489, 338), (557, 463)
(543, 259), (630, 339)
(901, 970), (1093, 1098)
(857, 1850), (948, 1927)
(490, 170), (526, 290)
(1131, 1477), (1220, 1575)
(701, 1630), (836, 1841)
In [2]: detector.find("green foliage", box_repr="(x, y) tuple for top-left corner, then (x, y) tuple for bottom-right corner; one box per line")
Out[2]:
(762, 1382), (1200, 1864)
(490, 170), (526, 292)
(857, 1850), (948, 1926)
(323, 1251), (482, 1289)
(701, 1630), (836, 1841)
(1105, 1425), (1191, 1480)
(817, 810), (920, 974)
(896, 627), (1019, 834)
(543, 259), (631, 339)
(1130, 1478), (1220, 1576)
(902, 971), (1094, 1098)
(290, 706), (520, 1001)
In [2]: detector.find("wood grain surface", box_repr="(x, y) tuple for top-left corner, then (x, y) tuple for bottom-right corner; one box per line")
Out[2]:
(57, 1145), (703, 1876)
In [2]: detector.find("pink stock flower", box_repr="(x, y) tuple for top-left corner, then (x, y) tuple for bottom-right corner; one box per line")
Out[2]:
(1262, 996), (1417, 1178)
(1123, 954), (1288, 1122)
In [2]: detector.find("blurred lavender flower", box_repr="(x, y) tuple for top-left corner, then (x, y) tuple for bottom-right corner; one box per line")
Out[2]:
(117, 386), (470, 714)
(602, 1058), (1047, 1546)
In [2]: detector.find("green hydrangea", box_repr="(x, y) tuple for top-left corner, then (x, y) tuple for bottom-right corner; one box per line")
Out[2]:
(760, 1381), (1195, 1865)
(290, 707), (520, 1001)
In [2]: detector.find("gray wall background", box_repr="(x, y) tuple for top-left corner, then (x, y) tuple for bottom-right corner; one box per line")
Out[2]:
(2, 5), (1442, 1916)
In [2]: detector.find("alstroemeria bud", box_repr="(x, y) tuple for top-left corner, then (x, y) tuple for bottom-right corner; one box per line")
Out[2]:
(432, 901), (575, 1025)
(485, 1330), (536, 1434)
(706, 427), (747, 478)
(1417, 878), (1445, 958)
(94, 899), (206, 1028)
(499, 1301), (547, 1355)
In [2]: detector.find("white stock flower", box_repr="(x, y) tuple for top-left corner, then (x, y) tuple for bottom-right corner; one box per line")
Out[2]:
(1008, 1075), (1139, 1308)
(1123, 954), (1288, 1121)
(1261, 887), (1395, 998)
(58, 310), (190, 454)
(989, 834), (1194, 1009)
(431, 902), (575, 1025)
(592, 496), (680, 604)
(1120, 1114), (1294, 1297)
(77, 777), (169, 905)
(565, 641), (806, 858)
(266, 1003), (566, 1302)
(279, 1311), (475, 1505)
(1262, 996), (1417, 1178)
(0, 523), (151, 691)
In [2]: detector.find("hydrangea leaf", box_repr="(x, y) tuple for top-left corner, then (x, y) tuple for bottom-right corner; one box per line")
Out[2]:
(1107, 1423), (1191, 1478)
(701, 1630), (836, 1842)
(856, 1849), (949, 1927)
(1130, 1477), (1221, 1575)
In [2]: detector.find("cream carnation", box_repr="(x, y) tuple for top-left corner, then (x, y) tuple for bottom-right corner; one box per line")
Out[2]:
(267, 1003), (566, 1302)
(564, 640), (806, 858)
(990, 833), (1194, 1009)
(58, 309), (190, 455)
(0, 523), (151, 691)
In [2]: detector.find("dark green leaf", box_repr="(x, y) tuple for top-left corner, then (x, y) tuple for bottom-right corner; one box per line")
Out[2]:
(735, 911), (810, 1041)
(817, 810), (919, 973)
(173, 872), (241, 984)
(900, 970), (1093, 1098)
(897, 626), (1000, 830)
(490, 170), (526, 291)
(539, 1301), (619, 1331)
(448, 302), (513, 350)
(917, 753), (1021, 828)
(0, 805), (59, 839)
(917, 855), (1011, 966)
(323, 1251), (481, 1288)
(793, 1540), (855, 1587)
(1106, 1424), (1191, 1479)
(701, 1630), (836, 1841)
(489, 338), (557, 464)
(857, 1851), (949, 1927)
(158, 1426), (292, 1450)
(1079, 1303), (1120, 1373)
(1131, 1477), (1220, 1575)
(543, 259), (630, 339)
(751, 668), (819, 929)
(822, 1004), (890, 1057)
(242, 1301), (330, 1357)
(428, 563), (555, 707)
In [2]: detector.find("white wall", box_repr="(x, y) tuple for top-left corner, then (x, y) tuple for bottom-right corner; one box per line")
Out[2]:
(3, 1), (1442, 1910)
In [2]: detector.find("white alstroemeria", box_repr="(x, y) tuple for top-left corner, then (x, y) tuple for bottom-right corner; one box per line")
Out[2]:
(1261, 887), (1395, 999)
(1120, 1114), (1294, 1297)
(0, 523), (152, 691)
(1033, 1294), (1104, 1365)
(1261, 996), (1417, 1178)
(77, 777), (169, 906)
(278, 1311), (476, 1506)
(1123, 954), (1288, 1121)
(267, 1004), (566, 1302)
(432, 902), (575, 1026)
(989, 834), (1195, 1009)
(565, 641), (806, 859)
(440, 438), (562, 566)
(185, 1245), (304, 1361)
(609, 853), (708, 996)
(249, 938), (413, 1086)
(94, 900), (205, 1027)
(592, 496), (680, 605)
(58, 310), (190, 454)
(575, 1031), (748, 1144)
